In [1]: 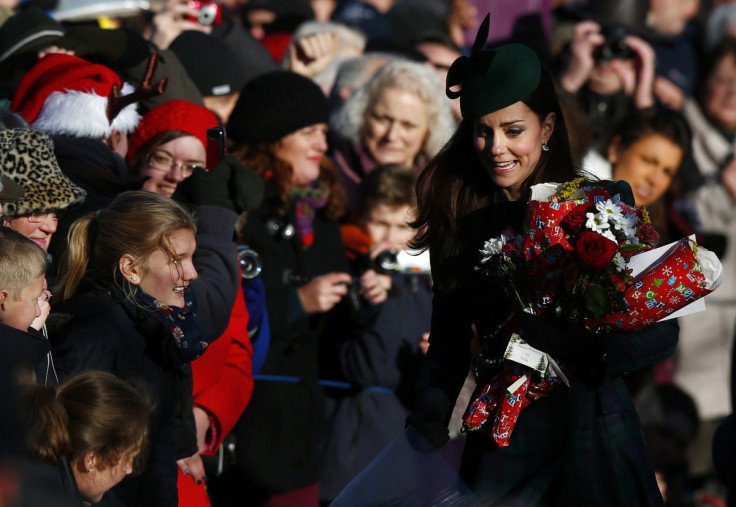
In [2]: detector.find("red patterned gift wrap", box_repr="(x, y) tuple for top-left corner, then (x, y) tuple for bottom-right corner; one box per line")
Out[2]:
(593, 238), (713, 330)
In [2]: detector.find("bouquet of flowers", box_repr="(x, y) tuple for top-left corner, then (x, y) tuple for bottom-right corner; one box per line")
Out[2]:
(462, 178), (721, 447)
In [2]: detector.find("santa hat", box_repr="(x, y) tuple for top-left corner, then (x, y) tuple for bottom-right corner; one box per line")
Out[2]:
(10, 53), (140, 138)
(127, 99), (220, 163)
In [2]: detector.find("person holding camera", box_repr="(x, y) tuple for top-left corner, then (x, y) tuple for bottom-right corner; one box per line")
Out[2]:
(207, 70), (359, 507)
(318, 163), (432, 504)
(557, 19), (657, 155)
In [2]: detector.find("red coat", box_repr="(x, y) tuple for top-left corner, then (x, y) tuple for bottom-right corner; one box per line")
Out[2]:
(178, 288), (254, 507)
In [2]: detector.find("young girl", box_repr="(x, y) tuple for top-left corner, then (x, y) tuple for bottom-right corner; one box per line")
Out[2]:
(19, 370), (152, 505)
(50, 191), (202, 506)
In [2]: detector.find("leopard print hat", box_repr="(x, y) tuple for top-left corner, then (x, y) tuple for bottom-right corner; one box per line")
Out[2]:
(0, 128), (86, 217)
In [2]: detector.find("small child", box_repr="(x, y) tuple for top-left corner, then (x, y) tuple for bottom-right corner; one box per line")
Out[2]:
(320, 164), (433, 503)
(0, 227), (55, 384)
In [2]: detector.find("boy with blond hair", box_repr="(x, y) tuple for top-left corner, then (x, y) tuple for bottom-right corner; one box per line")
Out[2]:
(0, 227), (55, 384)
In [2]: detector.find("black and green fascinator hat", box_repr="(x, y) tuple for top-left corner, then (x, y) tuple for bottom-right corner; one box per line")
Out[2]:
(447, 13), (542, 119)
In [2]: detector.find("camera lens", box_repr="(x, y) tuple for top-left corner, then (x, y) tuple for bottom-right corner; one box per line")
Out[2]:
(198, 4), (218, 25)
(595, 25), (632, 62)
(375, 249), (399, 272)
(237, 247), (263, 280)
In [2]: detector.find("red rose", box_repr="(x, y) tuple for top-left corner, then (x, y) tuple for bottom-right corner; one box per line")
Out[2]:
(561, 204), (594, 235)
(575, 231), (618, 270)
(638, 223), (659, 243)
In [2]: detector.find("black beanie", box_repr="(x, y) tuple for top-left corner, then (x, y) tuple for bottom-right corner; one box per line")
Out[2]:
(227, 70), (328, 146)
(169, 31), (247, 97)
(0, 6), (64, 74)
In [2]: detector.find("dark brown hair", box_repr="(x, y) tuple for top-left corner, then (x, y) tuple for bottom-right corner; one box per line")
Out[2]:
(18, 371), (152, 473)
(232, 143), (347, 221)
(411, 69), (577, 292)
(355, 164), (417, 217)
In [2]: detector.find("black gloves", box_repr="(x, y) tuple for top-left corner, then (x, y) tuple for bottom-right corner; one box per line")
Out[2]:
(519, 313), (606, 365)
(406, 412), (450, 452)
(187, 154), (264, 214)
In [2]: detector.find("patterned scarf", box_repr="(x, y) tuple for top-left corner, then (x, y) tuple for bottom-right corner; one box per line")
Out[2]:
(291, 180), (329, 248)
(135, 288), (208, 368)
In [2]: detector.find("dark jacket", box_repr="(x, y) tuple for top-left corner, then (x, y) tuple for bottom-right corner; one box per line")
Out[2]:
(319, 272), (432, 501)
(230, 182), (350, 495)
(48, 135), (142, 272)
(49, 137), (240, 342)
(413, 201), (677, 506)
(0, 322), (56, 385)
(49, 283), (193, 507)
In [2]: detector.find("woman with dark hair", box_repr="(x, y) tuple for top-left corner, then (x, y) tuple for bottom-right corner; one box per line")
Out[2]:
(210, 70), (373, 506)
(19, 370), (153, 505)
(407, 15), (678, 505)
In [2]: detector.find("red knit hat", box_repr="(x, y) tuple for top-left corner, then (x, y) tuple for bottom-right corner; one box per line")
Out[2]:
(10, 53), (140, 138)
(127, 99), (220, 163)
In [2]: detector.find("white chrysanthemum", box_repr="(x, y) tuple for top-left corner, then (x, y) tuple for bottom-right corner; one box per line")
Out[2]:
(586, 212), (610, 232)
(600, 229), (617, 242)
(596, 199), (624, 222)
(480, 236), (506, 262)
(618, 214), (638, 240)
(612, 252), (627, 272)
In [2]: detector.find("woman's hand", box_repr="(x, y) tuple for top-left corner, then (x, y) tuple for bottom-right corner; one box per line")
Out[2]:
(419, 332), (430, 355)
(30, 280), (51, 332)
(149, 1), (211, 49)
(287, 32), (339, 79)
(193, 406), (210, 454)
(176, 452), (206, 485)
(721, 156), (736, 201)
(612, 35), (656, 109)
(297, 272), (352, 313)
(559, 20), (603, 94)
(358, 269), (390, 305)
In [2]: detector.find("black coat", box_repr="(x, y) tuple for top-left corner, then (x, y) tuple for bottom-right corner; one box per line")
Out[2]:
(229, 183), (350, 495)
(0, 322), (56, 385)
(49, 284), (192, 507)
(414, 200), (677, 506)
(319, 272), (432, 501)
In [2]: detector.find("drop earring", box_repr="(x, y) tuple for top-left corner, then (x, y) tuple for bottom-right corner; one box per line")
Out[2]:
(542, 141), (549, 152)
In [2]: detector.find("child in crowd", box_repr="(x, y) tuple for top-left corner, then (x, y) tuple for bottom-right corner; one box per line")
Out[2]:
(319, 164), (432, 503)
(0, 227), (55, 384)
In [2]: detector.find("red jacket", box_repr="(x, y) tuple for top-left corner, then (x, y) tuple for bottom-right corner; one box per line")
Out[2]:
(178, 288), (254, 507)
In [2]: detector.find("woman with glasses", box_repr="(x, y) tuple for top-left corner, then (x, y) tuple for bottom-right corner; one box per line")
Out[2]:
(0, 129), (85, 254)
(127, 99), (218, 198)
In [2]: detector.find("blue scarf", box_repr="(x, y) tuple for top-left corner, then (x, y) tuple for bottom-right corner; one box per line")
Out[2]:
(135, 288), (208, 367)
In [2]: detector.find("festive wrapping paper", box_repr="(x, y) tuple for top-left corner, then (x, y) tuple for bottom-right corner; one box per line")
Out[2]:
(462, 361), (568, 447)
(522, 200), (578, 304)
(592, 238), (716, 330)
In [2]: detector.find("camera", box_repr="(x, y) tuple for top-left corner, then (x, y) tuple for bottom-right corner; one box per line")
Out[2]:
(594, 25), (633, 62)
(186, 1), (222, 26)
(237, 246), (263, 280)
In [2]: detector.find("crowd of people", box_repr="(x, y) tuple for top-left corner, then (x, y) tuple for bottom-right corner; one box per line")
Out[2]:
(0, 0), (735, 505)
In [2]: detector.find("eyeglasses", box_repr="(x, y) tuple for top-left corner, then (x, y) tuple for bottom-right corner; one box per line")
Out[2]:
(26, 211), (58, 223)
(146, 152), (205, 178)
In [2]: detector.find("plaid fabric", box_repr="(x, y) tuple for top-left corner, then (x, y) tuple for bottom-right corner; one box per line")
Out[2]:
(417, 282), (677, 506)
(415, 201), (677, 505)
